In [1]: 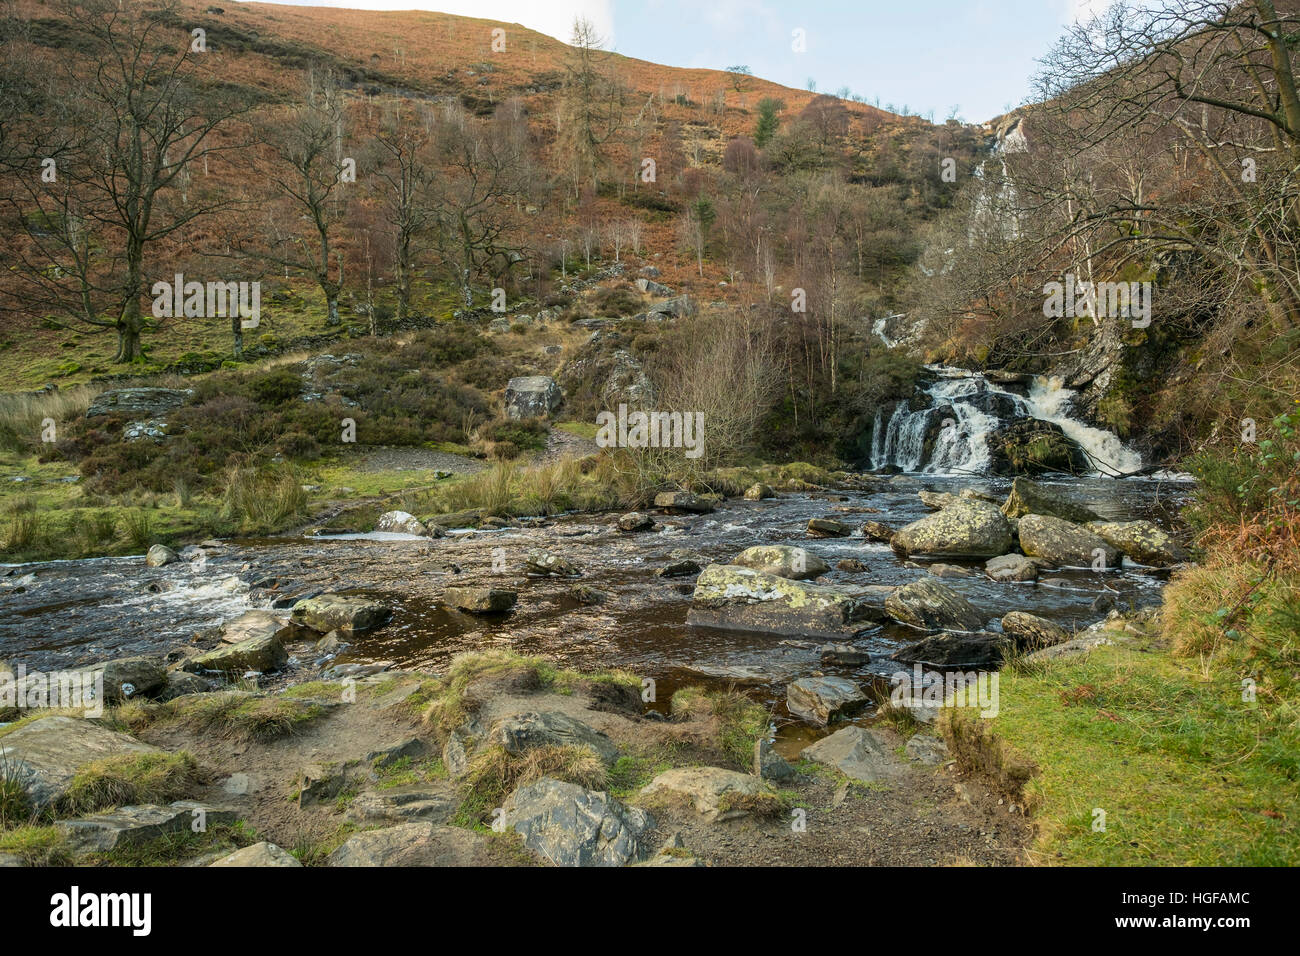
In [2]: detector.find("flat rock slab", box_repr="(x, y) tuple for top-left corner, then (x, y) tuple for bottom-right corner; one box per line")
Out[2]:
(182, 633), (287, 674)
(57, 802), (237, 854)
(800, 726), (893, 783)
(490, 711), (620, 764)
(0, 716), (162, 810)
(344, 783), (459, 826)
(210, 841), (302, 867)
(786, 676), (867, 727)
(503, 778), (655, 867)
(327, 823), (495, 866)
(688, 564), (885, 640)
(640, 766), (774, 822)
(290, 594), (392, 633)
(731, 545), (828, 580)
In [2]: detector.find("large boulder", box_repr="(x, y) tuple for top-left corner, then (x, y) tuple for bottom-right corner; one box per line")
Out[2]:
(1018, 514), (1120, 568)
(57, 801), (236, 854)
(799, 726), (892, 783)
(0, 716), (163, 810)
(1001, 611), (1069, 649)
(375, 511), (430, 536)
(890, 631), (1008, 668)
(145, 544), (178, 568)
(503, 778), (655, 866)
(806, 518), (852, 538)
(1087, 520), (1187, 567)
(220, 610), (290, 645)
(730, 545), (828, 581)
(653, 491), (714, 513)
(688, 564), (886, 639)
(987, 419), (1089, 476)
(86, 387), (190, 419)
(183, 633), (288, 674)
(504, 375), (563, 420)
(640, 767), (775, 822)
(985, 553), (1040, 582)
(786, 676), (867, 727)
(69, 656), (167, 702)
(890, 500), (1015, 559)
(290, 594), (392, 633)
(743, 483), (775, 501)
(1000, 477), (1099, 523)
(885, 578), (985, 632)
(647, 295), (696, 320)
(489, 711), (619, 764)
(327, 823), (494, 866)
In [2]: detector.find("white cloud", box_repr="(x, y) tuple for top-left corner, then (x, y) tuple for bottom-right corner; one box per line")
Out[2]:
(259, 1), (616, 46)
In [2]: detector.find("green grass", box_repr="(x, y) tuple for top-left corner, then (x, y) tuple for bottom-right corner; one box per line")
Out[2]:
(90, 821), (259, 866)
(669, 685), (770, 770)
(159, 692), (326, 743)
(59, 751), (203, 816)
(0, 825), (74, 866)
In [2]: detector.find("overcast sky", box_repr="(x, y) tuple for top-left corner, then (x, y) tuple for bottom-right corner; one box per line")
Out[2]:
(257, 0), (1112, 121)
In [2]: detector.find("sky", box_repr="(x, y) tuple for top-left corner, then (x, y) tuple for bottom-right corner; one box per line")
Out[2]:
(258, 0), (1114, 122)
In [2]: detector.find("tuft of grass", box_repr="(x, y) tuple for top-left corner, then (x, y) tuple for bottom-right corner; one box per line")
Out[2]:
(453, 743), (607, 829)
(670, 685), (769, 770)
(92, 821), (257, 867)
(160, 692), (324, 742)
(59, 751), (203, 816)
(0, 825), (74, 866)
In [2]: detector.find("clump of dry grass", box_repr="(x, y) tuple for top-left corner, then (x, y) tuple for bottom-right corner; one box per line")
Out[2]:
(453, 743), (607, 828)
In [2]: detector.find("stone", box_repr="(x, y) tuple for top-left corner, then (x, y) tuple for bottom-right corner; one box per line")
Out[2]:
(220, 610), (289, 645)
(653, 491), (714, 513)
(890, 631), (1009, 668)
(985, 553), (1039, 582)
(891, 500), (1015, 559)
(927, 563), (973, 577)
(443, 587), (517, 614)
(1001, 611), (1069, 649)
(210, 842), (302, 867)
(145, 544), (178, 567)
(290, 594), (392, 633)
(69, 656), (166, 702)
(646, 295), (696, 319)
(657, 559), (702, 578)
(635, 277), (673, 296)
(799, 726), (891, 782)
(1087, 520), (1187, 566)
(731, 545), (828, 581)
(490, 711), (619, 764)
(786, 676), (867, 726)
(885, 578), (985, 631)
(1022, 633), (1114, 662)
(918, 490), (960, 510)
(641, 767), (776, 822)
(504, 375), (563, 420)
(157, 671), (215, 701)
(183, 633), (287, 674)
(1018, 514), (1120, 568)
(861, 521), (895, 542)
(837, 558), (868, 572)
(1000, 476), (1099, 523)
(743, 482), (775, 501)
(568, 584), (609, 605)
(525, 550), (582, 576)
(617, 511), (655, 532)
(503, 778), (655, 866)
(904, 734), (949, 766)
(344, 783), (458, 825)
(819, 642), (871, 665)
(688, 564), (886, 639)
(806, 518), (851, 538)
(86, 387), (190, 419)
(375, 510), (429, 536)
(0, 716), (163, 810)
(443, 730), (471, 780)
(754, 737), (795, 781)
(57, 801), (236, 854)
(327, 823), (494, 866)
(988, 420), (1089, 476)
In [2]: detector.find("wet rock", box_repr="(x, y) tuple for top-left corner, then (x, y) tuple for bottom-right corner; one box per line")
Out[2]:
(861, 521), (895, 543)
(568, 584), (609, 606)
(443, 586), (517, 614)
(1001, 611), (1069, 649)
(525, 550), (582, 576)
(799, 726), (891, 783)
(641, 767), (776, 822)
(988, 419), (1089, 476)
(1001, 476), (1099, 523)
(290, 594), (392, 633)
(504, 375), (563, 420)
(786, 676), (867, 726)
(1018, 514), (1120, 568)
(210, 842), (302, 867)
(220, 610), (290, 645)
(927, 563), (973, 578)
(653, 491), (714, 513)
(328, 823), (494, 866)
(806, 518), (851, 538)
(688, 564), (886, 639)
(985, 553), (1039, 582)
(490, 711), (620, 764)
(818, 643), (871, 665)
(503, 778), (655, 867)
(743, 482), (775, 501)
(837, 558), (868, 572)
(617, 511), (655, 532)
(86, 387), (190, 419)
(57, 801), (236, 854)
(754, 738), (795, 781)
(375, 511), (429, 536)
(904, 734), (949, 766)
(885, 578), (985, 632)
(182, 633), (287, 675)
(890, 500), (1015, 559)
(890, 631), (1008, 668)
(731, 545), (828, 581)
(657, 559), (701, 578)
(1087, 520), (1187, 566)
(145, 544), (178, 567)
(0, 716), (162, 810)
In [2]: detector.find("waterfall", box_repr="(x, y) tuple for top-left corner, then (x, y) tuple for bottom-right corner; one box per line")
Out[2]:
(871, 365), (1143, 477)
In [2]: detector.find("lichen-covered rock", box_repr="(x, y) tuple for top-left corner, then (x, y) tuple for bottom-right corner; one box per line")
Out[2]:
(891, 500), (1015, 559)
(375, 511), (429, 536)
(743, 482), (775, 501)
(730, 545), (828, 581)
(885, 577), (985, 631)
(503, 778), (655, 866)
(985, 553), (1040, 582)
(616, 511), (654, 532)
(687, 564), (885, 639)
(145, 544), (178, 567)
(525, 550), (582, 576)
(327, 823), (495, 866)
(1018, 514), (1119, 568)
(1087, 520), (1187, 566)
(988, 419), (1089, 476)
(86, 387), (190, 419)
(489, 711), (619, 764)
(1000, 476), (1099, 523)
(182, 633), (288, 674)
(0, 716), (162, 810)
(57, 802), (236, 854)
(806, 518), (851, 538)
(786, 676), (867, 726)
(210, 841), (302, 867)
(861, 521), (895, 542)
(653, 491), (714, 513)
(290, 594), (392, 633)
(1001, 611), (1070, 649)
(640, 767), (775, 822)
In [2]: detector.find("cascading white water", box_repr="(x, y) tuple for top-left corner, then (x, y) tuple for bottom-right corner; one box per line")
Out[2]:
(871, 365), (1143, 477)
